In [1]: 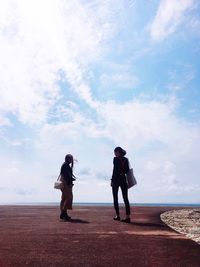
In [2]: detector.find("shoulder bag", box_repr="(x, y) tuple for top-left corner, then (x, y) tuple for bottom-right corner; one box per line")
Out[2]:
(54, 174), (63, 190)
(126, 159), (137, 189)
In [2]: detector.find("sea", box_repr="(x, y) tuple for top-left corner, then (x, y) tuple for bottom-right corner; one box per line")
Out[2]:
(0, 202), (200, 207)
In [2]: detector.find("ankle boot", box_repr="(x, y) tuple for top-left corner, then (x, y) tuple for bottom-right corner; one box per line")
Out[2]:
(63, 211), (71, 221)
(113, 215), (120, 221)
(60, 210), (66, 219)
(121, 218), (131, 223)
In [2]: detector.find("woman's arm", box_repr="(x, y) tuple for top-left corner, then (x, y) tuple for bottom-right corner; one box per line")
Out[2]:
(111, 157), (117, 180)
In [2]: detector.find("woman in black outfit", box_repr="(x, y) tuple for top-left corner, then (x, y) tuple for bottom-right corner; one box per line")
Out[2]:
(111, 147), (131, 223)
(60, 154), (75, 221)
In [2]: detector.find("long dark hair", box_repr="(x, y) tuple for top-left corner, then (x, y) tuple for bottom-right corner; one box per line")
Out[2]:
(65, 154), (74, 169)
(114, 146), (126, 156)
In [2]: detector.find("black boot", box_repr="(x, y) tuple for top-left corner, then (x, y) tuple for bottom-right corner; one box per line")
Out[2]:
(60, 210), (66, 219)
(113, 215), (120, 221)
(64, 212), (71, 220)
(61, 211), (71, 221)
(121, 218), (131, 223)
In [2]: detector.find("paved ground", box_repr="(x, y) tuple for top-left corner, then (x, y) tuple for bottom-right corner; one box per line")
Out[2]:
(0, 205), (199, 267)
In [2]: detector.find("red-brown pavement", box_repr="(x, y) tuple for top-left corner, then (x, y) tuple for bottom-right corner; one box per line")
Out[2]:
(0, 205), (199, 267)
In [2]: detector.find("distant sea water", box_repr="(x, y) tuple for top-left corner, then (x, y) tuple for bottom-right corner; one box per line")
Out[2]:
(1, 202), (200, 207)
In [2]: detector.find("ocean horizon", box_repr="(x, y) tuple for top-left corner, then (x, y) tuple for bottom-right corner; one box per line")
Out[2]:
(0, 202), (200, 207)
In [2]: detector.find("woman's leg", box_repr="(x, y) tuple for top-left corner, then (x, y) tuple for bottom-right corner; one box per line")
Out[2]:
(60, 188), (67, 219)
(63, 185), (73, 211)
(60, 184), (72, 220)
(60, 189), (65, 212)
(112, 184), (120, 216)
(120, 183), (130, 216)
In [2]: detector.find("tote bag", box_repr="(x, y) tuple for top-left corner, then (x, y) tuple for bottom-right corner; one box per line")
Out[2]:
(126, 168), (137, 189)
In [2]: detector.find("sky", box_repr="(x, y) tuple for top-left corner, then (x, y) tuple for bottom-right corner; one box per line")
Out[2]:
(0, 0), (200, 204)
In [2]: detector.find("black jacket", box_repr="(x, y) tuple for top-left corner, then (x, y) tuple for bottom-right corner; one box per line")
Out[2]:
(60, 162), (73, 185)
(112, 156), (129, 184)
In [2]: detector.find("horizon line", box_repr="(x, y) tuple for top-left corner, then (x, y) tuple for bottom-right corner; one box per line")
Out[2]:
(0, 202), (200, 207)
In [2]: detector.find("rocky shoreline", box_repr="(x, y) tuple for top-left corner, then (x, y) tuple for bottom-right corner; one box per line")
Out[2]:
(161, 208), (200, 245)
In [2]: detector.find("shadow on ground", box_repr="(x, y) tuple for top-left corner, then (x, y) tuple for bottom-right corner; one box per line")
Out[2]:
(130, 222), (166, 228)
(69, 218), (90, 224)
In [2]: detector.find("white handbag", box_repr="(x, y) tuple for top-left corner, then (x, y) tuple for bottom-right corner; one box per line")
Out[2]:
(54, 175), (63, 190)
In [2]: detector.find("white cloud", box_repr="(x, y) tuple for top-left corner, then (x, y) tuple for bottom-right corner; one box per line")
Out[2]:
(99, 98), (179, 148)
(27, 95), (200, 203)
(96, 97), (200, 201)
(0, 1), (199, 204)
(1, 94), (200, 203)
(163, 161), (176, 175)
(150, 0), (195, 42)
(110, 99), (197, 155)
(188, 17), (200, 36)
(100, 73), (138, 90)
(27, 96), (200, 203)
(0, 0), (119, 203)
(0, 115), (11, 127)
(0, 0), (118, 124)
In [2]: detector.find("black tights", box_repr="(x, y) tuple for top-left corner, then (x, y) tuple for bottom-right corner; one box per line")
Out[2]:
(112, 182), (130, 216)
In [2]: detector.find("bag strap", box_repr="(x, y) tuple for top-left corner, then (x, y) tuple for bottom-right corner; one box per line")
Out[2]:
(127, 159), (131, 169)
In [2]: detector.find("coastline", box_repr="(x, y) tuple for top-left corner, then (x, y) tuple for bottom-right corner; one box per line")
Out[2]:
(1, 202), (200, 207)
